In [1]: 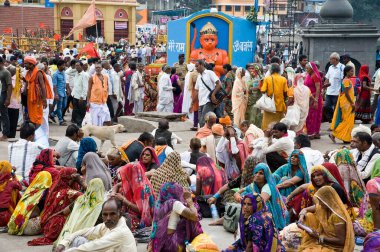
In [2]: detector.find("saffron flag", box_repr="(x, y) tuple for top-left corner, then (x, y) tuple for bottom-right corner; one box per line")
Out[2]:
(3, 28), (12, 34)
(79, 42), (100, 59)
(66, 0), (96, 38)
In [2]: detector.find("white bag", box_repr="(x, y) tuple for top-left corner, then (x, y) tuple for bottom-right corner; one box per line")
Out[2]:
(254, 75), (276, 113)
(82, 111), (92, 127)
(281, 105), (300, 127)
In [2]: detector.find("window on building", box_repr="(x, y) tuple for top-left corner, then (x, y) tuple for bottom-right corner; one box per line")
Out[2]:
(235, 6), (241, 12)
(218, 6), (222, 11)
(23, 0), (40, 3)
(245, 6), (251, 12)
(225, 5), (232, 11)
(279, 4), (286, 11)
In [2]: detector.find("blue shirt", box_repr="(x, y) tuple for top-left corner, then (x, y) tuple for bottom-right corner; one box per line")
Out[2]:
(53, 70), (66, 97)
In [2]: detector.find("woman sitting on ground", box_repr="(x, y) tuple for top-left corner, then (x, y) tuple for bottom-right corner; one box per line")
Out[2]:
(29, 148), (61, 184)
(8, 171), (52, 235)
(273, 150), (309, 197)
(148, 182), (202, 252)
(0, 161), (22, 230)
(234, 163), (288, 230)
(28, 168), (82, 246)
(54, 178), (105, 249)
(76, 137), (98, 172)
(194, 156), (227, 196)
(111, 162), (155, 231)
(224, 193), (283, 252)
(79, 152), (112, 191)
(139, 146), (160, 178)
(106, 147), (126, 182)
(298, 186), (354, 252)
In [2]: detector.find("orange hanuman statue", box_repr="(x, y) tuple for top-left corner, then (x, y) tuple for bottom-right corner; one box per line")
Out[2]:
(190, 22), (229, 77)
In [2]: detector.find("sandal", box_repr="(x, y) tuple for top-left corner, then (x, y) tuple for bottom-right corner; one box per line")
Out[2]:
(328, 133), (336, 143)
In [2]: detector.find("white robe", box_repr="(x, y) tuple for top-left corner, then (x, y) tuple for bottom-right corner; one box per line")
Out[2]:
(182, 71), (193, 120)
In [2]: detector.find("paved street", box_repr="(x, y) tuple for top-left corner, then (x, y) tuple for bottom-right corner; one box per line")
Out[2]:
(0, 116), (361, 251)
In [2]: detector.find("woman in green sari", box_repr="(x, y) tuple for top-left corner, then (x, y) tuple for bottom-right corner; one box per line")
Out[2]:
(244, 63), (264, 127)
(54, 178), (105, 248)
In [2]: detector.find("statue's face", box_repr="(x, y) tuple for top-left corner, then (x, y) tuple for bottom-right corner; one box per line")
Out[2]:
(200, 34), (218, 50)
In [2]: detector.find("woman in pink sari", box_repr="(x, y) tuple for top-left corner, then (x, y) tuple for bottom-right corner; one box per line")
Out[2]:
(305, 62), (322, 139)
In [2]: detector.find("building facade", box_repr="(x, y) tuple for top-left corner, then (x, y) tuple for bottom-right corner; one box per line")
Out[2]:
(50, 0), (138, 44)
(211, 0), (265, 19)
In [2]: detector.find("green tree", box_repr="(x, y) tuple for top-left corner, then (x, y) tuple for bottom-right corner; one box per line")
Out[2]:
(348, 0), (380, 22)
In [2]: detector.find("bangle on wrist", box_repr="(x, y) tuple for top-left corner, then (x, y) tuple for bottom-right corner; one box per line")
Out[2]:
(213, 193), (221, 199)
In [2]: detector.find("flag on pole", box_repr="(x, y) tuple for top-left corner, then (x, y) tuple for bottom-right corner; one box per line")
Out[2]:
(79, 42), (100, 58)
(66, 0), (96, 39)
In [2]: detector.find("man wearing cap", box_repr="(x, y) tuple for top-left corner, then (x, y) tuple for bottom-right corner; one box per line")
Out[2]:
(157, 65), (175, 112)
(342, 54), (356, 75)
(0, 57), (12, 141)
(24, 56), (53, 128)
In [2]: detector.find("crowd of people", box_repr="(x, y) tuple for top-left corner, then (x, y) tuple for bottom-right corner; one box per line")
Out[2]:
(1, 42), (380, 252)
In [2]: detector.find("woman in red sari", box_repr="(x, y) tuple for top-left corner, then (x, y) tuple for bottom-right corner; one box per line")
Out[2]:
(195, 156), (227, 196)
(355, 65), (372, 123)
(111, 162), (155, 230)
(0, 161), (22, 228)
(305, 62), (323, 139)
(28, 168), (82, 246)
(29, 149), (60, 184)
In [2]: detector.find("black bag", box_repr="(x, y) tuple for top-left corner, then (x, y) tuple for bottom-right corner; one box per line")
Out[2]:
(200, 76), (227, 105)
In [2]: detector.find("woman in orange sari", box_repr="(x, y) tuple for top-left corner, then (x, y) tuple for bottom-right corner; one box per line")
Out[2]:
(0, 161), (21, 229)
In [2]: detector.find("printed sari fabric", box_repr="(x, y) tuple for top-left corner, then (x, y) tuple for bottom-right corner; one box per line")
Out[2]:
(29, 148), (60, 184)
(299, 186), (355, 252)
(144, 76), (158, 111)
(0, 161), (22, 227)
(150, 182), (203, 252)
(330, 78), (355, 142)
(223, 193), (282, 252)
(364, 230), (380, 251)
(273, 150), (310, 197)
(355, 65), (372, 122)
(54, 178), (105, 248)
(335, 149), (365, 207)
(245, 64), (263, 128)
(242, 163), (288, 230)
(28, 168), (82, 245)
(223, 71), (235, 119)
(196, 156), (227, 195)
(8, 171), (52, 235)
(119, 162), (155, 230)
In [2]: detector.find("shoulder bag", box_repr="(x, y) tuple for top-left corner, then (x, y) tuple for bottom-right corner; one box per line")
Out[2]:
(200, 72), (227, 105)
(254, 76), (276, 113)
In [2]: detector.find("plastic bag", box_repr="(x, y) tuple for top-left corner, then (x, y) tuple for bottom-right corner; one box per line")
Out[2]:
(281, 105), (300, 127)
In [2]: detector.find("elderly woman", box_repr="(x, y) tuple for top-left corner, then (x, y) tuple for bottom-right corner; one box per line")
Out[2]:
(273, 150), (309, 197)
(148, 182), (202, 252)
(224, 193), (282, 252)
(232, 68), (247, 126)
(298, 186), (354, 252)
(8, 171), (52, 235)
(234, 163), (288, 230)
(28, 168), (82, 246)
(0, 161), (22, 229)
(111, 162), (155, 230)
(106, 147), (126, 181)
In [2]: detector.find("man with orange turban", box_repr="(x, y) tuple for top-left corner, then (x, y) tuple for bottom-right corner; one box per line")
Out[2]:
(24, 56), (53, 126)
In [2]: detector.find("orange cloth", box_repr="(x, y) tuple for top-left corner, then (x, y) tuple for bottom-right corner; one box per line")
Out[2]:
(195, 125), (212, 139)
(25, 67), (53, 125)
(219, 115), (232, 126)
(154, 145), (167, 157)
(89, 74), (108, 104)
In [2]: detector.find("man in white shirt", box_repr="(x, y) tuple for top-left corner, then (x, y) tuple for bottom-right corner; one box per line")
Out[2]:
(324, 52), (345, 122)
(294, 134), (324, 175)
(8, 122), (43, 185)
(102, 61), (117, 119)
(131, 63), (145, 113)
(55, 124), (81, 168)
(351, 132), (380, 183)
(63, 45), (70, 57)
(193, 60), (222, 127)
(157, 65), (174, 112)
(371, 68), (380, 113)
(71, 61), (89, 126)
(56, 198), (137, 252)
(264, 122), (294, 172)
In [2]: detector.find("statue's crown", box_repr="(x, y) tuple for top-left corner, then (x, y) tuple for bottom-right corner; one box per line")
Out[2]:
(200, 22), (217, 35)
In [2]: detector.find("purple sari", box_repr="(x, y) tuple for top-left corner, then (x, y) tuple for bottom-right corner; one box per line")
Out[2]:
(150, 182), (202, 252)
(305, 62), (323, 136)
(124, 70), (134, 115)
(223, 194), (281, 252)
(171, 74), (183, 113)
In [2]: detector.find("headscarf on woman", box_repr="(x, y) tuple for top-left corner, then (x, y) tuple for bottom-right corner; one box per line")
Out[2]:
(232, 67), (248, 126)
(29, 149), (59, 183)
(285, 67), (295, 86)
(363, 230), (380, 251)
(82, 152), (112, 191)
(0, 161), (22, 227)
(334, 149), (365, 207)
(150, 182), (202, 252)
(119, 162), (155, 230)
(304, 186), (355, 252)
(292, 74), (311, 133)
(245, 63), (264, 128)
(8, 171), (52, 235)
(196, 156), (227, 195)
(243, 163), (288, 229)
(28, 168), (82, 245)
(150, 152), (189, 196)
(273, 150), (309, 197)
(76, 137), (97, 171)
(54, 178), (105, 248)
(139, 146), (159, 172)
(224, 193), (280, 252)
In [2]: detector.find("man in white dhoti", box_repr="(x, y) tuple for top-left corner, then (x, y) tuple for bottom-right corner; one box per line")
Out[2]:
(157, 65), (174, 112)
(131, 63), (144, 113)
(87, 63), (111, 126)
(182, 63), (195, 121)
